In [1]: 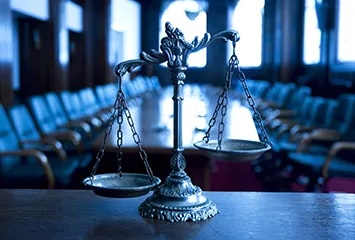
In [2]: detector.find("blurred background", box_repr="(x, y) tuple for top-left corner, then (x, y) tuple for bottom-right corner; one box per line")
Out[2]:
(0, 0), (354, 194)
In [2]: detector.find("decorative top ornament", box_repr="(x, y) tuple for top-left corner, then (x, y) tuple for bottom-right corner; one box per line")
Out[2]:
(161, 22), (240, 68)
(115, 22), (240, 77)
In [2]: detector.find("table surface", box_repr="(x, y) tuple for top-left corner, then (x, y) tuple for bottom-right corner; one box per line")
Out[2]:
(1, 189), (355, 240)
(92, 85), (259, 153)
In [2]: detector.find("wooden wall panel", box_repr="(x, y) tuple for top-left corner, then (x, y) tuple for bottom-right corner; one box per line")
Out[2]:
(92, 0), (111, 86)
(0, 0), (14, 107)
(69, 31), (86, 91)
(47, 0), (69, 92)
(19, 0), (70, 98)
(18, 19), (49, 99)
(279, 0), (302, 83)
(83, 0), (94, 88)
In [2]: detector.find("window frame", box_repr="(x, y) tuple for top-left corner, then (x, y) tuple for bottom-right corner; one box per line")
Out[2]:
(332, 0), (355, 71)
(301, 0), (322, 66)
(227, 0), (265, 69)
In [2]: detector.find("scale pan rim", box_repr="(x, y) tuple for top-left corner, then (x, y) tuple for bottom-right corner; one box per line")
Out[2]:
(193, 139), (271, 154)
(82, 173), (161, 191)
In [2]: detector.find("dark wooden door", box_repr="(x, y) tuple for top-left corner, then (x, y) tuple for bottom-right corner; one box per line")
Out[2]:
(69, 30), (85, 91)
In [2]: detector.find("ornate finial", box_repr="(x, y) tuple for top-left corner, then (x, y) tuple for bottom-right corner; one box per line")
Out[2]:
(114, 22), (240, 77)
(159, 22), (240, 68)
(160, 22), (194, 68)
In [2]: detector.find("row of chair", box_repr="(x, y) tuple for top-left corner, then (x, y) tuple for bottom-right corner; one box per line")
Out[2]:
(0, 76), (161, 189)
(238, 79), (355, 192)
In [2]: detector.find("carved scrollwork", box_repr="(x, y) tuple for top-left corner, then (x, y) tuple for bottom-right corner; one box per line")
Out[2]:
(114, 49), (167, 77)
(114, 22), (240, 77)
(138, 199), (219, 222)
(170, 150), (186, 172)
(154, 177), (201, 198)
(161, 22), (240, 68)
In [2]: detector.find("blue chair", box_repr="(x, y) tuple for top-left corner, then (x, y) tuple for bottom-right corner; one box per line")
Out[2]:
(8, 104), (93, 179)
(0, 104), (79, 189)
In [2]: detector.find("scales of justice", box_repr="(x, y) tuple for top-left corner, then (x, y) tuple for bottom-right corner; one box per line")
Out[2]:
(83, 22), (272, 222)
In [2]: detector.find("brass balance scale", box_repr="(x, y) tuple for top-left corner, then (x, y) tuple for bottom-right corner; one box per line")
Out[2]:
(83, 22), (272, 222)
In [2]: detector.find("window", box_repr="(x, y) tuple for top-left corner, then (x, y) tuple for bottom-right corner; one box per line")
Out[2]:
(337, 0), (355, 62)
(65, 1), (83, 33)
(10, 0), (49, 21)
(303, 0), (321, 64)
(159, 0), (207, 67)
(111, 0), (141, 61)
(229, 0), (264, 67)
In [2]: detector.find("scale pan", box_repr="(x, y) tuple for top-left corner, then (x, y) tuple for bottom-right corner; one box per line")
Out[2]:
(193, 139), (271, 162)
(83, 173), (161, 198)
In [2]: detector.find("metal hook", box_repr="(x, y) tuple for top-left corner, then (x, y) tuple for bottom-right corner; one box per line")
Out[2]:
(232, 41), (236, 56)
(117, 74), (123, 91)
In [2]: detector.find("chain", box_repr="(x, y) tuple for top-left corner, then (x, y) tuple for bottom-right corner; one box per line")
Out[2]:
(233, 56), (272, 147)
(87, 72), (158, 187)
(116, 90), (124, 177)
(89, 94), (120, 179)
(203, 42), (271, 150)
(121, 92), (157, 185)
(203, 95), (222, 143)
(203, 48), (237, 151)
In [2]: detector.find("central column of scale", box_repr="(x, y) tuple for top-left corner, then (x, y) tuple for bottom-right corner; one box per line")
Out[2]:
(170, 67), (187, 177)
(138, 65), (219, 222)
(137, 22), (219, 222)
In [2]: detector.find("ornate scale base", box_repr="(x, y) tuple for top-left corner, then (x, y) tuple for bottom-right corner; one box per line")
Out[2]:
(138, 172), (219, 222)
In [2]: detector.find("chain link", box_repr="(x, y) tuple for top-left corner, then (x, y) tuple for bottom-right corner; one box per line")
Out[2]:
(89, 74), (158, 187)
(120, 93), (157, 184)
(203, 95), (222, 143)
(233, 56), (272, 147)
(203, 42), (271, 150)
(116, 90), (124, 176)
(90, 95), (120, 178)
(203, 52), (237, 150)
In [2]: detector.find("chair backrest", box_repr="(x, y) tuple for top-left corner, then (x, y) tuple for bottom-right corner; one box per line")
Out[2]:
(95, 86), (108, 108)
(79, 88), (100, 115)
(71, 92), (87, 117)
(150, 76), (161, 90)
(45, 92), (69, 127)
(143, 76), (154, 92)
(132, 76), (146, 96)
(0, 104), (21, 174)
(264, 82), (284, 101)
(78, 89), (95, 116)
(339, 96), (355, 141)
(277, 83), (297, 108)
(288, 86), (312, 111)
(254, 81), (270, 99)
(311, 98), (338, 128)
(329, 94), (355, 132)
(303, 97), (325, 126)
(102, 84), (117, 106)
(27, 95), (57, 134)
(59, 91), (83, 120)
(8, 105), (41, 142)
(298, 96), (318, 124)
(324, 99), (339, 128)
(125, 80), (139, 98)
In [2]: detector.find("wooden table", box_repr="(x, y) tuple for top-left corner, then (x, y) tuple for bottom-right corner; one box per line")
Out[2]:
(1, 190), (355, 239)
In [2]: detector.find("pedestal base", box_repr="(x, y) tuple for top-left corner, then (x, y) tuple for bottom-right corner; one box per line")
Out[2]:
(138, 174), (219, 222)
